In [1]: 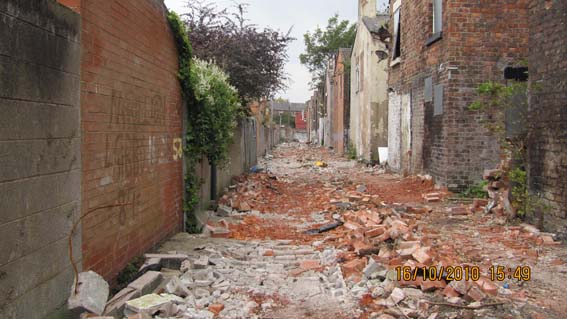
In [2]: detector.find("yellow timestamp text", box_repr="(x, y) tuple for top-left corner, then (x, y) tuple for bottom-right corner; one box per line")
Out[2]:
(395, 265), (532, 282)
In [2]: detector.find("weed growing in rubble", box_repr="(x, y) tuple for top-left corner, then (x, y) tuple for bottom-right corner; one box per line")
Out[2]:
(347, 142), (358, 160)
(113, 256), (144, 295)
(469, 79), (537, 218)
(459, 180), (489, 199)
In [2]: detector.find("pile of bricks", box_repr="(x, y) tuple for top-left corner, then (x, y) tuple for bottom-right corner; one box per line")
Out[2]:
(481, 158), (514, 217)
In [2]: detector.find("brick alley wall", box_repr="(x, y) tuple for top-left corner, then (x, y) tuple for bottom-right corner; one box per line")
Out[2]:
(80, 0), (184, 281)
(388, 0), (529, 190)
(527, 0), (567, 237)
(0, 1), (81, 318)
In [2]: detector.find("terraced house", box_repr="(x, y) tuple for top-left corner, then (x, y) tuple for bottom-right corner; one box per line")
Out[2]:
(387, 0), (529, 189)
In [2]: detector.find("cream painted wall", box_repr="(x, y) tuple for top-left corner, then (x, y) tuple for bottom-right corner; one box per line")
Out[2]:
(349, 16), (389, 161)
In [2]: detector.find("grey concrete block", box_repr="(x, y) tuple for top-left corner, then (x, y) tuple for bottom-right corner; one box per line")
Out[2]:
(0, 99), (80, 140)
(68, 271), (109, 315)
(128, 271), (164, 295)
(0, 170), (81, 225)
(0, 201), (78, 266)
(0, 0), (80, 42)
(0, 12), (80, 73)
(0, 55), (80, 107)
(165, 276), (191, 298)
(0, 232), (81, 304)
(144, 254), (188, 269)
(0, 138), (80, 182)
(103, 287), (141, 317)
(1, 265), (77, 319)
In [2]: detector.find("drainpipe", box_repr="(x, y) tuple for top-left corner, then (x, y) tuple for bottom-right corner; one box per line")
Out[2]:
(210, 162), (217, 201)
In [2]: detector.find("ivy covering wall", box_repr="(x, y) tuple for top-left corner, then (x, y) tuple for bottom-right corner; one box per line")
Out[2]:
(167, 11), (240, 231)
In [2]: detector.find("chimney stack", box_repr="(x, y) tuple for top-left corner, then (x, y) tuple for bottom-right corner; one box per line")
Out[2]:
(358, 0), (377, 21)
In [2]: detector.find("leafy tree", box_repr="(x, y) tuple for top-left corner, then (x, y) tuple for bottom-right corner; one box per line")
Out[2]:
(300, 14), (357, 88)
(182, 1), (293, 107)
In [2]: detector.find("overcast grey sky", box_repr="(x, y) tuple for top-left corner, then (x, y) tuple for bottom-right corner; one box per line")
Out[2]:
(164, 0), (387, 102)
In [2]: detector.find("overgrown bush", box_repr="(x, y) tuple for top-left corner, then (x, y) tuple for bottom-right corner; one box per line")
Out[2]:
(188, 59), (240, 166)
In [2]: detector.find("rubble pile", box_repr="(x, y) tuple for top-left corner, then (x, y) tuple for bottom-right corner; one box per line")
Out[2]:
(481, 159), (514, 217)
(73, 144), (566, 319)
(93, 238), (358, 319)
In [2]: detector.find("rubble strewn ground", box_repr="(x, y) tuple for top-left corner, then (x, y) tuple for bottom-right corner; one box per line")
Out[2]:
(101, 143), (566, 319)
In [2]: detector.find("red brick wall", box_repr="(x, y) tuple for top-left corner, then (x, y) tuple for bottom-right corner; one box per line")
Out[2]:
(295, 112), (307, 130)
(80, 0), (184, 280)
(389, 0), (529, 190)
(527, 0), (567, 237)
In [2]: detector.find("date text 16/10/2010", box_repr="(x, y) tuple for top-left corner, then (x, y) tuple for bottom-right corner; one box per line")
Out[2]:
(395, 265), (531, 282)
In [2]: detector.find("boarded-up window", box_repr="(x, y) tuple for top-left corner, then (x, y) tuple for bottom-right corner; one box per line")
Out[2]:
(433, 84), (443, 115)
(424, 77), (433, 102)
(433, 0), (442, 34)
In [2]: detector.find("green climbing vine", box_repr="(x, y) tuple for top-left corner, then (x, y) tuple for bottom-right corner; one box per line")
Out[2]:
(168, 11), (240, 232)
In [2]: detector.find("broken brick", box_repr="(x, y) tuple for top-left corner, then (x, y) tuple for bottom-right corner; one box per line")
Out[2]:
(208, 303), (225, 314)
(342, 258), (367, 279)
(365, 226), (386, 238)
(300, 260), (321, 271)
(399, 246), (419, 258)
(475, 277), (498, 296)
(343, 221), (364, 231)
(398, 241), (421, 250)
(407, 206), (432, 214)
(423, 193), (442, 203)
(466, 285), (486, 302)
(442, 285), (461, 298)
(540, 235), (560, 246)
(473, 199), (489, 208)
(449, 207), (469, 215)
(239, 201), (252, 211)
(420, 279), (447, 292)
(412, 247), (433, 265)
(353, 241), (379, 256)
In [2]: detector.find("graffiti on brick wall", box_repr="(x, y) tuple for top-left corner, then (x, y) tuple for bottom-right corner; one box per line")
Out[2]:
(111, 90), (167, 126)
(172, 138), (183, 161)
(117, 188), (142, 226)
(104, 133), (175, 180)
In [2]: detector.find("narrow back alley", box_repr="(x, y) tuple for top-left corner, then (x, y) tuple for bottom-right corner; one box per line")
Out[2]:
(110, 144), (566, 319)
(1, 0), (566, 319)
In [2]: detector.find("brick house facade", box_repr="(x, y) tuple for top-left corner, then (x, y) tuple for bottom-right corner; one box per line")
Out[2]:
(330, 48), (352, 155)
(527, 0), (567, 237)
(388, 0), (529, 189)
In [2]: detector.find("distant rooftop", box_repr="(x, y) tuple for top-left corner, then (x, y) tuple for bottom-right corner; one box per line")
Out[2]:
(270, 101), (306, 112)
